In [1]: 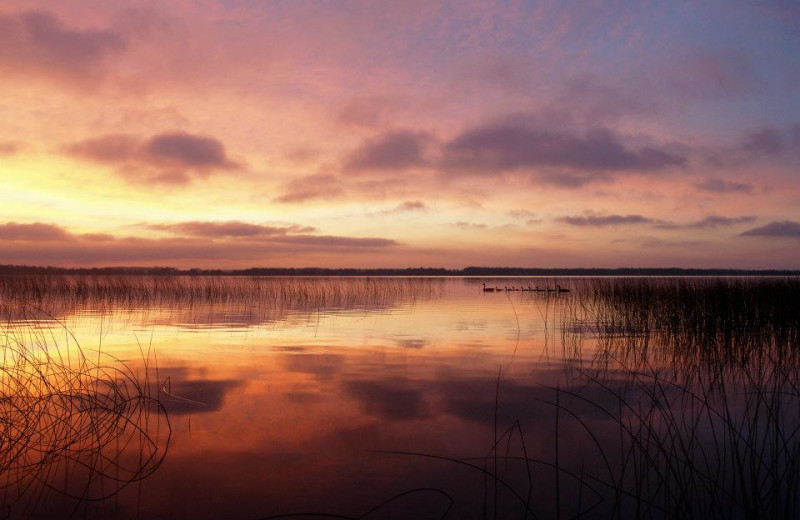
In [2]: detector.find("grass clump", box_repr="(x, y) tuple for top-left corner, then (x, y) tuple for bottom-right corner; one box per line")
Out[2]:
(0, 305), (170, 517)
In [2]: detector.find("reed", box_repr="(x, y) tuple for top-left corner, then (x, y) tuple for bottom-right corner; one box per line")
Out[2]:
(0, 274), (443, 323)
(548, 277), (800, 518)
(0, 304), (170, 517)
(362, 277), (800, 518)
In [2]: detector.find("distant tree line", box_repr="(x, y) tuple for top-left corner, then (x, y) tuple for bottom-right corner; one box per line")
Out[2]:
(0, 264), (798, 277)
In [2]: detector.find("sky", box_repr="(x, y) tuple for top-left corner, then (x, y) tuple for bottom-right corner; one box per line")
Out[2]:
(1, 0), (799, 269)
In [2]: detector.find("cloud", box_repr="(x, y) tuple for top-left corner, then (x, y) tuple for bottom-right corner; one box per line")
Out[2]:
(0, 10), (126, 83)
(161, 378), (242, 415)
(65, 134), (139, 163)
(283, 353), (345, 381)
(663, 50), (759, 101)
(0, 222), (70, 241)
(80, 233), (115, 242)
(64, 131), (241, 185)
(742, 128), (784, 154)
(741, 221), (800, 238)
(271, 235), (398, 248)
(694, 178), (753, 194)
(687, 215), (757, 228)
(558, 214), (654, 227)
(0, 141), (23, 155)
(143, 220), (396, 247)
(344, 380), (428, 421)
(393, 200), (427, 212)
(733, 124), (800, 162)
(440, 118), (686, 175)
(394, 339), (427, 349)
(2, 236), (400, 266)
(562, 214), (756, 230)
(336, 97), (395, 128)
(142, 132), (240, 170)
(507, 209), (538, 219)
(147, 221), (315, 238)
(0, 220), (399, 266)
(452, 221), (488, 230)
(274, 174), (344, 203)
(275, 173), (410, 204)
(655, 215), (757, 230)
(374, 200), (428, 215)
(343, 130), (431, 172)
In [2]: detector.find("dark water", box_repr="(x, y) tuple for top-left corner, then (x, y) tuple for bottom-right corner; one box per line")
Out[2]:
(1, 276), (798, 519)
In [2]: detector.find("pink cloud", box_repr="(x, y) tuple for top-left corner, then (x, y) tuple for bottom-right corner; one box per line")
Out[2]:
(0, 141), (23, 155)
(0, 10), (126, 84)
(64, 131), (241, 186)
(147, 221), (316, 238)
(0, 222), (71, 241)
(343, 130), (432, 173)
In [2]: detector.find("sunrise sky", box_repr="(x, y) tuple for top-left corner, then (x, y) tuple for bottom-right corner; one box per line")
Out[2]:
(1, 0), (799, 268)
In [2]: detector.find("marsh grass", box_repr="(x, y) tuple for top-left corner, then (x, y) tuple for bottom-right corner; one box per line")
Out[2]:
(0, 304), (170, 517)
(0, 275), (443, 326)
(544, 277), (800, 518)
(357, 278), (800, 519)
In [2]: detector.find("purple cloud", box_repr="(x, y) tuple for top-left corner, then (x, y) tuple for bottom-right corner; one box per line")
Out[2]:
(792, 124), (800, 148)
(743, 128), (784, 154)
(143, 132), (240, 170)
(441, 120), (685, 174)
(688, 215), (757, 228)
(695, 178), (753, 194)
(656, 215), (758, 229)
(336, 97), (393, 128)
(344, 130), (430, 172)
(665, 50), (758, 100)
(741, 221), (800, 238)
(0, 11), (126, 82)
(558, 214), (654, 227)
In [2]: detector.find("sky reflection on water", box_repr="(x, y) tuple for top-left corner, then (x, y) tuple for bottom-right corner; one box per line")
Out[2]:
(1, 277), (798, 519)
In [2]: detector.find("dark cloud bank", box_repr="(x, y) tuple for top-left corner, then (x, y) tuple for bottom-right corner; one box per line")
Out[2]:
(278, 115), (689, 202)
(558, 214), (757, 229)
(0, 221), (398, 265)
(741, 221), (800, 238)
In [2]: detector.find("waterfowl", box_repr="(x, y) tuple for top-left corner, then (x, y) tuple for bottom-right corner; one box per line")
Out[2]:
(481, 283), (495, 293)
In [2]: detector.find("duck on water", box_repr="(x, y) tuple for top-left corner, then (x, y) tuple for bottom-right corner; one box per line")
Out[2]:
(482, 283), (570, 293)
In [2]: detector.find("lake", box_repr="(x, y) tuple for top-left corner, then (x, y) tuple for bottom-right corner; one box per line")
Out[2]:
(1, 276), (798, 519)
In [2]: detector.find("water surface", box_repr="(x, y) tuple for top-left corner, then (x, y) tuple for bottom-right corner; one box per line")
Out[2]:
(1, 276), (798, 519)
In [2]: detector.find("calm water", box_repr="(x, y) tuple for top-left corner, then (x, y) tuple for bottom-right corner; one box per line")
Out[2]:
(1, 276), (798, 519)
